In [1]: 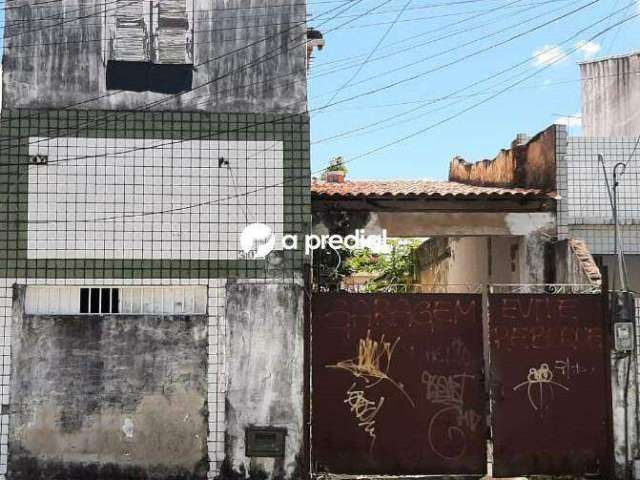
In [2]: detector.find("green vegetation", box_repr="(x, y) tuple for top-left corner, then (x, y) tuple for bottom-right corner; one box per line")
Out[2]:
(314, 239), (422, 292)
(320, 156), (347, 180)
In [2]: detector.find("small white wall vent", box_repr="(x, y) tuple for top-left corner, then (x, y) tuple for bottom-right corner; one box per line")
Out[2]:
(25, 286), (207, 315)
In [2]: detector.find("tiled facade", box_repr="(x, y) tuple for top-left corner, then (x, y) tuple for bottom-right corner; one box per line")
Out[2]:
(0, 277), (227, 477)
(0, 109), (311, 478)
(557, 134), (640, 255)
(0, 110), (310, 279)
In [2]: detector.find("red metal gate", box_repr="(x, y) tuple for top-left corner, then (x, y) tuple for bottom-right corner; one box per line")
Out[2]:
(489, 293), (611, 476)
(311, 293), (486, 475)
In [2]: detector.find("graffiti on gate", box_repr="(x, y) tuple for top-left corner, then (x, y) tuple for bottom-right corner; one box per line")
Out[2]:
(343, 382), (385, 453)
(489, 294), (609, 477)
(327, 329), (415, 406)
(421, 370), (482, 460)
(512, 363), (569, 412)
(312, 293), (485, 474)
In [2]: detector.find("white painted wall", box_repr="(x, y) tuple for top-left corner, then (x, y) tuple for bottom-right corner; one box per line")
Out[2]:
(445, 237), (522, 286)
(28, 137), (284, 259)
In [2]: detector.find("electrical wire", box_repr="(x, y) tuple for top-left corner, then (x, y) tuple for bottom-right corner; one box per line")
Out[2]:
(20, 9), (639, 225)
(0, 0), (362, 142)
(320, 0), (413, 107)
(8, 0), (600, 166)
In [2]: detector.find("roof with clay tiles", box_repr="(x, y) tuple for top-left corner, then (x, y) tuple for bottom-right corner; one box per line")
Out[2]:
(311, 179), (555, 199)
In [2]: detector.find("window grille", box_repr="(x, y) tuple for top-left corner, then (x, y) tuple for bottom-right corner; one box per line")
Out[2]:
(25, 286), (207, 315)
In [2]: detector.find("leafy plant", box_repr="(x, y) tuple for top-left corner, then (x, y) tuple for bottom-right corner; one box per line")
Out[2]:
(320, 156), (348, 180)
(346, 240), (421, 292)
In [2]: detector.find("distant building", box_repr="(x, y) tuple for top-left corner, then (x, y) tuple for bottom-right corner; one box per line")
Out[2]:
(581, 50), (640, 137)
(572, 51), (640, 291)
(446, 111), (640, 477)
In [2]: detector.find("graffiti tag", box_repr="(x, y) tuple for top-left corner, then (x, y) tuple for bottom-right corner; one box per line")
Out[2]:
(422, 370), (482, 460)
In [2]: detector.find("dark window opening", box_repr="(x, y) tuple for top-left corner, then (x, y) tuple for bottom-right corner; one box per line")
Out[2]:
(80, 288), (89, 313)
(90, 288), (100, 313)
(106, 61), (193, 94)
(80, 288), (120, 314)
(100, 289), (111, 314)
(111, 289), (120, 314)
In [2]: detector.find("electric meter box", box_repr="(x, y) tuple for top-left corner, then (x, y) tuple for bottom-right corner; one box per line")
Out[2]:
(614, 322), (634, 352)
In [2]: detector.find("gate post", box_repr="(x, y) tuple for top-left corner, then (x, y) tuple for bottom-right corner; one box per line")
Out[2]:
(482, 283), (492, 472)
(303, 263), (312, 479)
(601, 271), (615, 479)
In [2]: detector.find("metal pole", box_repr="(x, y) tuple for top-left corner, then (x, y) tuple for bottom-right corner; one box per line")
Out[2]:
(613, 161), (628, 292)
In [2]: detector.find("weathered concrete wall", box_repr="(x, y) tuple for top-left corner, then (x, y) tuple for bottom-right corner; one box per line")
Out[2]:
(313, 210), (556, 238)
(224, 280), (304, 479)
(597, 254), (640, 292)
(418, 236), (524, 288)
(447, 237), (489, 286)
(449, 125), (558, 190)
(610, 353), (638, 480)
(8, 285), (209, 480)
(3, 0), (307, 113)
(581, 52), (640, 137)
(314, 209), (555, 286)
(521, 218), (556, 284)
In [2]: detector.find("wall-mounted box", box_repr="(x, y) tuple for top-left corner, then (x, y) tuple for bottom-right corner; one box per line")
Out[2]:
(245, 427), (286, 457)
(614, 322), (634, 352)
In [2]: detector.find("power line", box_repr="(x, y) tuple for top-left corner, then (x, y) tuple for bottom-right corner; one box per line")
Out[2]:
(2, 0), (578, 57)
(0, 0), (604, 167)
(322, 0), (414, 107)
(313, 0), (596, 96)
(170, 0), (563, 110)
(0, 0), (359, 142)
(1, 0), (634, 179)
(336, 12), (640, 168)
(297, 2), (640, 143)
(320, 68), (640, 113)
(18, 8), (640, 228)
(307, 0), (600, 111)
(308, 0), (574, 82)
(185, 0), (584, 109)
(309, 0), (531, 70)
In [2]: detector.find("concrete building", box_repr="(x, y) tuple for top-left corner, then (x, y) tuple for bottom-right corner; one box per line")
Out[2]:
(311, 176), (562, 290)
(447, 120), (640, 477)
(310, 114), (637, 476)
(581, 50), (640, 137)
(0, 0), (311, 478)
(572, 51), (640, 292)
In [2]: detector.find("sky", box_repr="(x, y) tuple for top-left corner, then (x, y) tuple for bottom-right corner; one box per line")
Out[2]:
(0, 1), (637, 182)
(306, 0), (640, 180)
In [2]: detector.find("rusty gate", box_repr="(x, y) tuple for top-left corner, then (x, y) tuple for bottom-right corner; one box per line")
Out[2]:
(311, 293), (486, 474)
(311, 291), (611, 476)
(489, 293), (610, 476)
